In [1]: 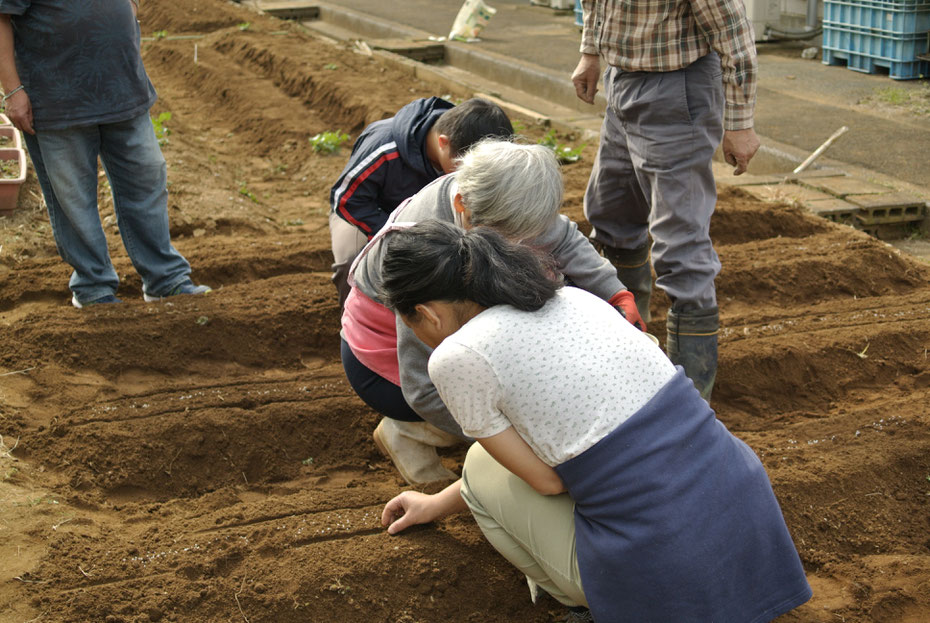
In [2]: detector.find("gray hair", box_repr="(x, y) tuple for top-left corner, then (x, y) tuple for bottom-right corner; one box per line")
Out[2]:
(455, 139), (562, 239)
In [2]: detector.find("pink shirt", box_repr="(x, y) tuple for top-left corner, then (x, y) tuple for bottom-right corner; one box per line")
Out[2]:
(342, 287), (400, 385)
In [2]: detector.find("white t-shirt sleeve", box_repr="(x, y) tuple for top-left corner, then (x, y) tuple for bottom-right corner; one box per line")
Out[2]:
(428, 340), (511, 439)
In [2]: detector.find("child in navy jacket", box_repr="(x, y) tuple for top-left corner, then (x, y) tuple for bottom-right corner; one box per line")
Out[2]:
(328, 97), (512, 304)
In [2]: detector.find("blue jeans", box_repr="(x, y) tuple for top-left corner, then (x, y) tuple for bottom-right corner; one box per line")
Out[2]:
(24, 112), (191, 303)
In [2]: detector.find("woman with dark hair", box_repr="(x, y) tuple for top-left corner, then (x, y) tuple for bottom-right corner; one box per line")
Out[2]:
(343, 139), (645, 486)
(378, 220), (811, 623)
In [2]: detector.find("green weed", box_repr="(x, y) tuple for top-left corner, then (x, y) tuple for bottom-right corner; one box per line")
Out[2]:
(538, 129), (585, 164)
(153, 30), (168, 40)
(238, 182), (259, 203)
(151, 111), (172, 146)
(237, 22), (251, 31)
(868, 84), (930, 116)
(309, 130), (351, 154)
(874, 86), (909, 106)
(324, 63), (338, 70)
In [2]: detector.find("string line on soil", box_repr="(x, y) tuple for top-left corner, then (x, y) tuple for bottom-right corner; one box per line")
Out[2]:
(195, 502), (384, 534)
(63, 393), (351, 427)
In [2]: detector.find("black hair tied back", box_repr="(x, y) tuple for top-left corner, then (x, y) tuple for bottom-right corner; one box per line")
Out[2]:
(380, 220), (560, 317)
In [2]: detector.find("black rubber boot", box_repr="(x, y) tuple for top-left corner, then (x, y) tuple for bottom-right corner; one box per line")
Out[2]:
(602, 244), (652, 323)
(666, 306), (719, 401)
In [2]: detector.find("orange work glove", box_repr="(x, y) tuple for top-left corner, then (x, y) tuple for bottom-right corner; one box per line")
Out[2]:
(608, 290), (646, 332)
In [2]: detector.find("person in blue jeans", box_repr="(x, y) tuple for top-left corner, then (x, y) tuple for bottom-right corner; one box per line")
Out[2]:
(0, 0), (209, 308)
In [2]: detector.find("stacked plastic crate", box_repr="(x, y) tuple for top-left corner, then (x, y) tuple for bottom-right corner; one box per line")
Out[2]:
(822, 0), (930, 79)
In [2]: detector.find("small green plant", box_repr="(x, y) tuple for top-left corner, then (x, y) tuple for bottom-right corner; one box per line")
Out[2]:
(237, 22), (251, 31)
(867, 83), (930, 116)
(151, 111), (172, 146)
(510, 119), (526, 134)
(309, 130), (351, 154)
(0, 158), (20, 179)
(302, 457), (314, 466)
(324, 63), (338, 70)
(538, 129), (585, 164)
(874, 86), (909, 106)
(238, 182), (259, 203)
(153, 29), (168, 40)
(1, 466), (17, 481)
(195, 316), (210, 326)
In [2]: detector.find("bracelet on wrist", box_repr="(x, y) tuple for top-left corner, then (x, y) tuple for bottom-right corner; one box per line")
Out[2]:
(2, 85), (24, 102)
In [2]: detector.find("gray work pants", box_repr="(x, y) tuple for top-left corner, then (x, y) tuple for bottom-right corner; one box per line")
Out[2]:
(584, 53), (724, 311)
(329, 211), (369, 307)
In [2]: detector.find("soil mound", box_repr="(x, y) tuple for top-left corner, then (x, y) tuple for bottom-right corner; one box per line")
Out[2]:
(1, 1), (928, 622)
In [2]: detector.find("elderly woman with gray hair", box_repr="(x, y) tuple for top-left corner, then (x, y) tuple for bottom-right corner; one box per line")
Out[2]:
(341, 138), (644, 485)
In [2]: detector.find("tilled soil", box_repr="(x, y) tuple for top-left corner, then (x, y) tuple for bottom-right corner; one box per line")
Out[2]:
(1, 2), (929, 622)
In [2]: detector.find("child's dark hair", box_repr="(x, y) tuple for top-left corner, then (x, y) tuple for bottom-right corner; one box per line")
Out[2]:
(380, 220), (561, 318)
(434, 98), (514, 158)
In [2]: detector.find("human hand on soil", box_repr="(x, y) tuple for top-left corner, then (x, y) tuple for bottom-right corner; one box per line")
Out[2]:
(722, 128), (760, 176)
(571, 54), (600, 105)
(381, 491), (441, 535)
(5, 89), (34, 135)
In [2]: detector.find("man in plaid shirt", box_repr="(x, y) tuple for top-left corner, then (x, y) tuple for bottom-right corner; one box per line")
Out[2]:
(572, 0), (760, 401)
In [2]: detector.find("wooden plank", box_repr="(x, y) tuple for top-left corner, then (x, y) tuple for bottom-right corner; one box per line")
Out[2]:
(370, 39), (445, 63)
(259, 2), (320, 20)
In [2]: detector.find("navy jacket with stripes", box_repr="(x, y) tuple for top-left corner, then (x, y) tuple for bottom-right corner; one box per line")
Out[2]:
(330, 97), (452, 238)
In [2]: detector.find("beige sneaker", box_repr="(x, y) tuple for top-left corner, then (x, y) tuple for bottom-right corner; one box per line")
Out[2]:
(372, 418), (460, 486)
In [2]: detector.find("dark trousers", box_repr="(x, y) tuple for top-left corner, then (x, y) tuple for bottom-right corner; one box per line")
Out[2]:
(341, 338), (422, 422)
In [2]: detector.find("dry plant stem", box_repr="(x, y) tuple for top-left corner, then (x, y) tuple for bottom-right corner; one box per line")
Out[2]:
(0, 366), (36, 376)
(0, 433), (20, 458)
(234, 576), (251, 623)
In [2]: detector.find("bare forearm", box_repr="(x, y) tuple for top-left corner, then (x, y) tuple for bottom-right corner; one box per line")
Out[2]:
(479, 428), (566, 496)
(432, 479), (468, 517)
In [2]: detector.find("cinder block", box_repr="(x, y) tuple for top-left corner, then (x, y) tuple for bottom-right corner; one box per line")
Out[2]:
(804, 198), (859, 224)
(847, 192), (927, 210)
(806, 177), (892, 198)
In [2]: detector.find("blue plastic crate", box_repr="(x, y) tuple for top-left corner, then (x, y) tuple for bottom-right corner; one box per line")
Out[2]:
(822, 0), (930, 77)
(823, 23), (928, 60)
(823, 0), (930, 35)
(823, 47), (929, 78)
(575, 0), (583, 27)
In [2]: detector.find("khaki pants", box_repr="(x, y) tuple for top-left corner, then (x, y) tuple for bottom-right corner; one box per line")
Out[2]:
(459, 443), (587, 608)
(329, 211), (370, 307)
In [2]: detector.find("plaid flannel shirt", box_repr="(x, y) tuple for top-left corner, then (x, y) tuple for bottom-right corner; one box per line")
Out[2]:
(581, 0), (757, 130)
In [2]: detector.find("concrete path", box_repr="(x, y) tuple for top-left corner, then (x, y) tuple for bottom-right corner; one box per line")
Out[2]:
(309, 0), (929, 191)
